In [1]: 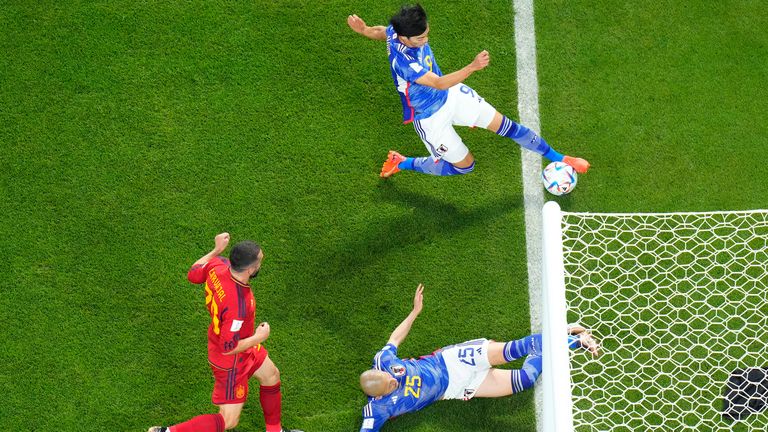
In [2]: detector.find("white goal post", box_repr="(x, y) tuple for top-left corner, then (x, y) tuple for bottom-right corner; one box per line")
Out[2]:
(541, 201), (768, 432)
(541, 201), (575, 432)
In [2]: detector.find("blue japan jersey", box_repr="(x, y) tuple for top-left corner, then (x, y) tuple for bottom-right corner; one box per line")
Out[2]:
(386, 25), (448, 124)
(360, 344), (449, 432)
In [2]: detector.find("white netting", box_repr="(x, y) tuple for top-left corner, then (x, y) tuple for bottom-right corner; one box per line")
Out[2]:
(560, 210), (768, 431)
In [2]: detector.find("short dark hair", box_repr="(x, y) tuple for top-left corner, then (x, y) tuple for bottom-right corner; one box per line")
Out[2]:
(390, 4), (428, 37)
(230, 240), (262, 272)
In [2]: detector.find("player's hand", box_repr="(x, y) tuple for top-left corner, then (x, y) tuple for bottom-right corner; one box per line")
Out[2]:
(470, 50), (490, 72)
(214, 232), (230, 253)
(347, 14), (368, 35)
(412, 283), (424, 315)
(254, 322), (271, 342)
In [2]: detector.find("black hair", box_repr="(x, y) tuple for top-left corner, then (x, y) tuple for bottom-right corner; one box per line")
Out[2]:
(390, 4), (428, 37)
(230, 240), (262, 272)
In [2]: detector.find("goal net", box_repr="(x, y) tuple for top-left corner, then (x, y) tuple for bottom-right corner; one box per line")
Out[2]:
(541, 202), (768, 432)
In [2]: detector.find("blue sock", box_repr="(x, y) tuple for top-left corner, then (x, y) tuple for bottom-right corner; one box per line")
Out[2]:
(511, 354), (543, 393)
(568, 334), (582, 350)
(397, 157), (475, 176)
(496, 116), (564, 162)
(503, 334), (542, 361)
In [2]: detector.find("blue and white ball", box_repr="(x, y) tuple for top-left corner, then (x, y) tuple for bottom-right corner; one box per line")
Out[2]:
(542, 162), (577, 196)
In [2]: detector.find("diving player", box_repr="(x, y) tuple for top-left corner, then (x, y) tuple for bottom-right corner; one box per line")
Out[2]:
(347, 5), (590, 178)
(358, 284), (599, 431)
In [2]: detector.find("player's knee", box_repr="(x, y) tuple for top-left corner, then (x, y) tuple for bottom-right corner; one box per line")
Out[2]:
(259, 364), (280, 386)
(222, 412), (240, 429)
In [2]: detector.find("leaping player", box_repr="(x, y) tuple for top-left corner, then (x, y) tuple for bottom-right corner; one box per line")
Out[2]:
(348, 4), (590, 178)
(358, 284), (599, 431)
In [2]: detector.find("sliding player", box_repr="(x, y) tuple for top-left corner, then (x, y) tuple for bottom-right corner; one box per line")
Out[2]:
(347, 5), (590, 178)
(358, 284), (599, 431)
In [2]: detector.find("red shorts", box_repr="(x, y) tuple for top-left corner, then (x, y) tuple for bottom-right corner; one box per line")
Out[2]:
(210, 344), (268, 405)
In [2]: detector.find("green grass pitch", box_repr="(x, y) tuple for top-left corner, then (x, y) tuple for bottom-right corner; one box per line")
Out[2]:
(1, 1), (766, 431)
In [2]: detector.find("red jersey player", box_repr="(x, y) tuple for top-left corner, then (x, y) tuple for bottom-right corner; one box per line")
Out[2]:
(149, 233), (302, 432)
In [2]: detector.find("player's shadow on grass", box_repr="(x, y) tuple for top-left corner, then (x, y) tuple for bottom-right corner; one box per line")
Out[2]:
(278, 182), (522, 353)
(269, 184), (527, 431)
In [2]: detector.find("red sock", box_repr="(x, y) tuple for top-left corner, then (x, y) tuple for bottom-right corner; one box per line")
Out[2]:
(170, 413), (225, 432)
(260, 382), (282, 432)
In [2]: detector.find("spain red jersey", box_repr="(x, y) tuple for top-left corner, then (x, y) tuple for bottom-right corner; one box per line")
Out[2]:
(188, 256), (256, 369)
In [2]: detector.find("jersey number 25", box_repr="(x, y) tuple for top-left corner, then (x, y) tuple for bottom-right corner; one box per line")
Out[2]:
(404, 376), (421, 398)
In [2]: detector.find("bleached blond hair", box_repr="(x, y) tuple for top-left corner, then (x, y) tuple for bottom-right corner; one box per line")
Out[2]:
(360, 369), (391, 397)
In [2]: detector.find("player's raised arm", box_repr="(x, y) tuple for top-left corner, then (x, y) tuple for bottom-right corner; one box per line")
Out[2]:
(416, 50), (490, 90)
(386, 284), (425, 347)
(347, 14), (387, 41)
(188, 232), (230, 283)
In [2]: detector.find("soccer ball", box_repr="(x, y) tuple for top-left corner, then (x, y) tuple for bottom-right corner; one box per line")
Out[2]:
(542, 162), (577, 196)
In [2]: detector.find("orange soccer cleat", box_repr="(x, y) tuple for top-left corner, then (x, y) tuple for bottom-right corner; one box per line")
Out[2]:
(380, 150), (407, 178)
(563, 155), (590, 174)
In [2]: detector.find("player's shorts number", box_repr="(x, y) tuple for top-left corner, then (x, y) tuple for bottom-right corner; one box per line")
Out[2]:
(458, 347), (477, 366)
(460, 85), (483, 103)
(404, 375), (422, 398)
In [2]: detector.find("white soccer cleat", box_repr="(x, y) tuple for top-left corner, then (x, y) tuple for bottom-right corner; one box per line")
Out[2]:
(567, 323), (600, 357)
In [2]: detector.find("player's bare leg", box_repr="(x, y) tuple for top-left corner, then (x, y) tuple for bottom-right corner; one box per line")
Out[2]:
(217, 403), (245, 430)
(474, 329), (599, 399)
(484, 111), (590, 173)
(252, 355), (281, 386)
(474, 368), (516, 397)
(486, 111), (504, 134)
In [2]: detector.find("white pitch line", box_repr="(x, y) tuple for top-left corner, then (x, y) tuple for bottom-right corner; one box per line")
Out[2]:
(513, 0), (545, 430)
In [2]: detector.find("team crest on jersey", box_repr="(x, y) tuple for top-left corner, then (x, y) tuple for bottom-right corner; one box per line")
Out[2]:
(463, 388), (477, 400)
(236, 384), (246, 399)
(390, 365), (406, 377)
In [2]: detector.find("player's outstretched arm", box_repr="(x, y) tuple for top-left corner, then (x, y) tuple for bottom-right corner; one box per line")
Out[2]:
(347, 14), (387, 41)
(188, 233), (230, 283)
(387, 284), (424, 347)
(191, 232), (230, 267)
(416, 50), (490, 90)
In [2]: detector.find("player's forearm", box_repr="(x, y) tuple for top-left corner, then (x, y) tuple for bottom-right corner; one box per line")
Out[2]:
(388, 311), (419, 346)
(223, 334), (265, 356)
(433, 65), (476, 90)
(191, 247), (225, 267)
(361, 25), (387, 41)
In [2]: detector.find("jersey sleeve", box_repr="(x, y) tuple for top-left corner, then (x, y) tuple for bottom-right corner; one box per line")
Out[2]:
(187, 256), (226, 284)
(372, 344), (399, 371)
(360, 401), (388, 432)
(187, 263), (207, 284)
(391, 51), (429, 83)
